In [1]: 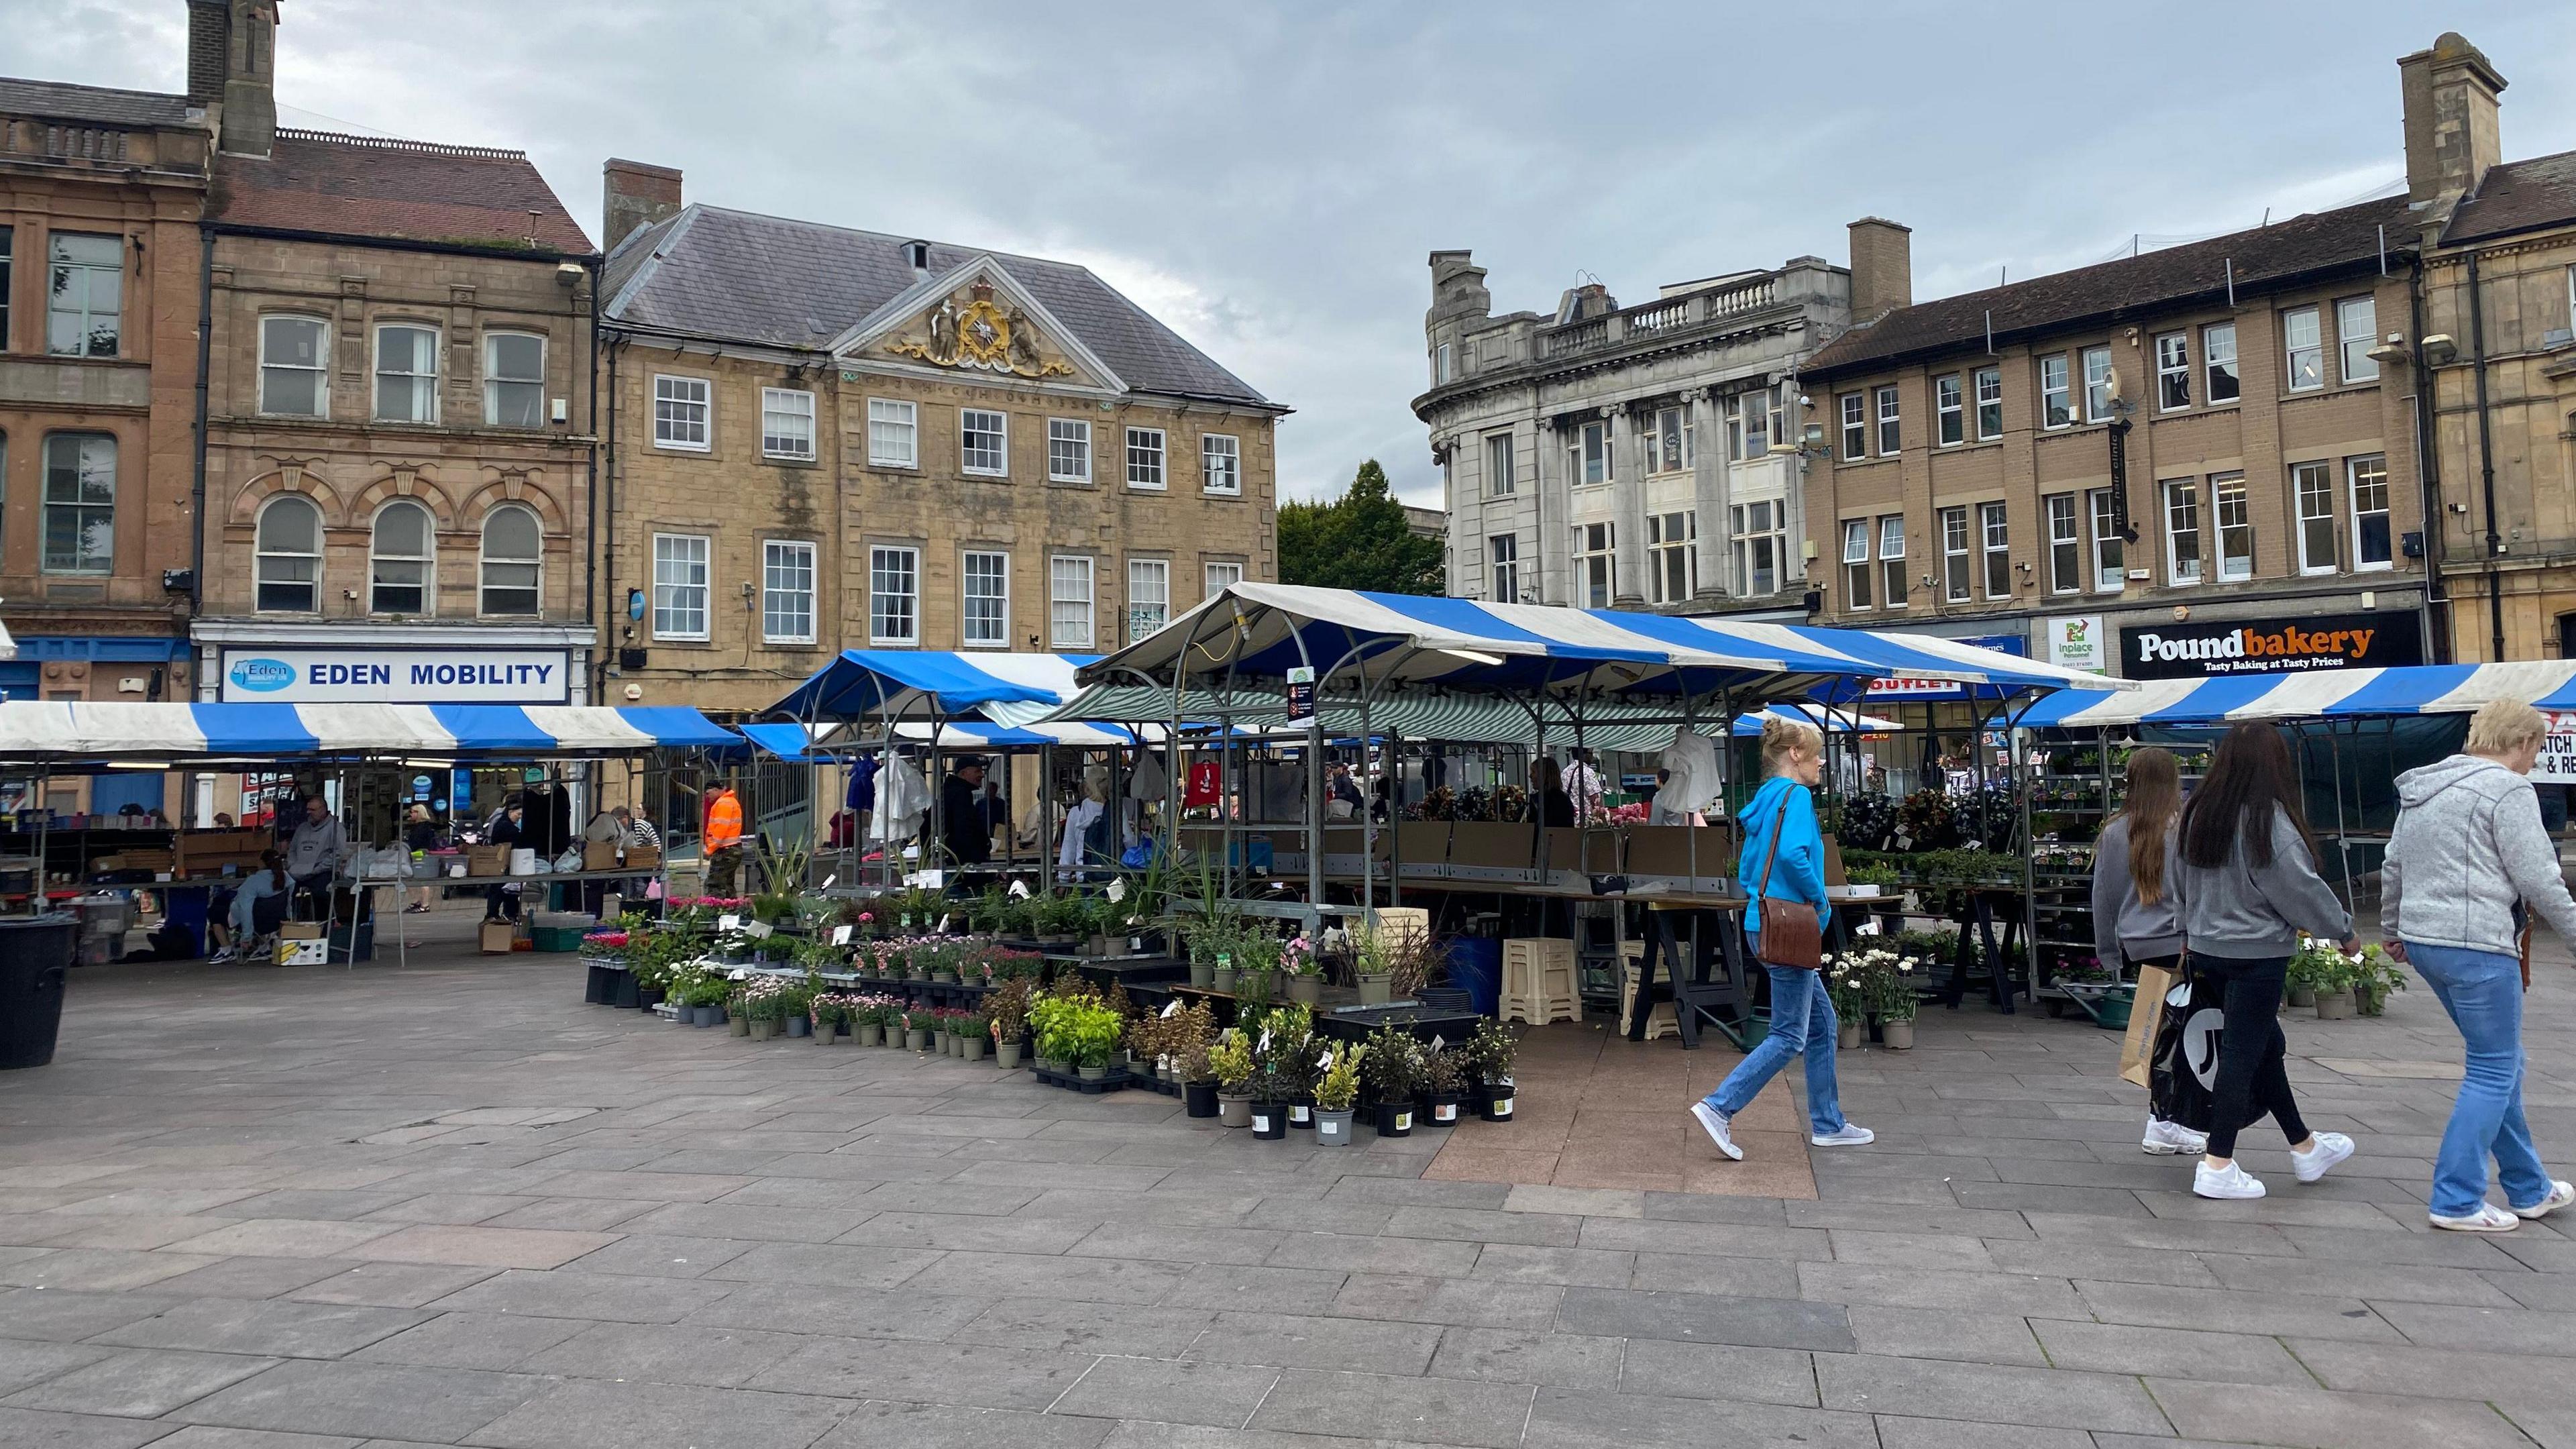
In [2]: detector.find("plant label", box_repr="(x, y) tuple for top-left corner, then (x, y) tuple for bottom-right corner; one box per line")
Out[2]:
(1317, 1049), (1335, 1071)
(1251, 1113), (1271, 1132)
(936, 914), (952, 934)
(717, 914), (741, 931)
(745, 920), (775, 939)
(1893, 834), (1911, 851)
(1161, 1000), (1181, 1018)
(1395, 1111), (1412, 1130)
(1429, 1034), (1444, 1053)
(833, 926), (853, 945)
(821, 873), (837, 890)
(1008, 879), (1031, 898)
(1107, 877), (1127, 903)
(1257, 1030), (1273, 1052)
(1492, 1097), (1512, 1118)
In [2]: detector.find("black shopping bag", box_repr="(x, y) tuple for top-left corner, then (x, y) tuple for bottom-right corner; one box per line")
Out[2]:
(2148, 969), (2223, 1134)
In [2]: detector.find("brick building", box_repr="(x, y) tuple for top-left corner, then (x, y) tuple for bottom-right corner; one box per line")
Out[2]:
(2401, 34), (2576, 662)
(596, 165), (1283, 709)
(186, 0), (600, 709)
(0, 74), (209, 729)
(1798, 202), (2428, 683)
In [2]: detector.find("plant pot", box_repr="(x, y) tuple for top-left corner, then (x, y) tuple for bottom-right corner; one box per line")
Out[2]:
(1356, 972), (1393, 1006)
(815, 1020), (839, 1043)
(1190, 960), (1215, 988)
(1250, 1100), (1287, 1140)
(1425, 1092), (1462, 1127)
(1315, 1108), (1356, 1145)
(1040, 1057), (1067, 1075)
(731, 1014), (751, 1037)
(1372, 1099), (1414, 1137)
(637, 985), (665, 1009)
(1286, 1097), (1314, 1130)
(691, 1003), (721, 1028)
(1220, 1092), (1254, 1128)
(1481, 1080), (1515, 1122)
(1087, 934), (1111, 957)
(1184, 1081), (1220, 1118)
(1287, 973), (1322, 1006)
(2314, 987), (2356, 1020)
(908, 1028), (932, 1051)
(1211, 967), (1238, 993)
(1079, 1063), (1110, 1082)
(857, 1022), (883, 1046)
(749, 1018), (777, 1040)
(2285, 982), (2318, 1008)
(963, 1037), (987, 1062)
(2356, 983), (2389, 1017)
(1837, 1021), (1863, 1051)
(997, 1040), (1023, 1069)
(1879, 1020), (1915, 1051)
(785, 1014), (810, 1037)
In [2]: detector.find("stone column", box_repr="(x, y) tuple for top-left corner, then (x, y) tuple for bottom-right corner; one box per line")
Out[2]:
(1689, 387), (1726, 606)
(1609, 405), (1647, 607)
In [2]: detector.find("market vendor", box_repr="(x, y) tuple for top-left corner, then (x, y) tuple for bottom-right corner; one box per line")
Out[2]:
(941, 756), (993, 867)
(284, 794), (345, 919)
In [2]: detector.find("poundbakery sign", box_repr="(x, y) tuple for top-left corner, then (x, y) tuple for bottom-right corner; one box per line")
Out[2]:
(2118, 613), (2422, 680)
(220, 647), (572, 702)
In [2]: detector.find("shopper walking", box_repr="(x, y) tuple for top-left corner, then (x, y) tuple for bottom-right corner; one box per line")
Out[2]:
(2383, 699), (2576, 1231)
(2173, 722), (2357, 1200)
(2090, 747), (2207, 1157)
(1691, 716), (1870, 1159)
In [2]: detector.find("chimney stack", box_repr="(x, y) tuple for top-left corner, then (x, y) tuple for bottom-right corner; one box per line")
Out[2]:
(1847, 218), (1913, 323)
(215, 0), (276, 159)
(603, 158), (684, 254)
(186, 0), (229, 105)
(2400, 32), (2507, 222)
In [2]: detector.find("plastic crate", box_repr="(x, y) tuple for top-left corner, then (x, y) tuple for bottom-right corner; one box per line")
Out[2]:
(529, 924), (588, 953)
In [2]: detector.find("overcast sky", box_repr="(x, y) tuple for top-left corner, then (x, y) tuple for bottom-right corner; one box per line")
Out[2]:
(19, 2), (2576, 506)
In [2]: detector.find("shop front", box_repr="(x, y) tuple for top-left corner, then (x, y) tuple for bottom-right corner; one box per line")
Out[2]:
(2035, 588), (2430, 684)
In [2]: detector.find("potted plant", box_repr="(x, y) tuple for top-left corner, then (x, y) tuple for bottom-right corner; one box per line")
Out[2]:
(1360, 1023), (1422, 1138)
(955, 1009), (989, 1062)
(1313, 1044), (1363, 1146)
(985, 976), (1031, 1069)
(1865, 951), (1921, 1049)
(678, 967), (729, 1028)
(904, 1007), (935, 1051)
(1035, 892), (1087, 949)
(1173, 1013), (1218, 1116)
(1350, 924), (1395, 1005)
(1283, 932), (1322, 1006)
(1071, 1002), (1124, 1082)
(1208, 1035), (1255, 1127)
(1825, 954), (1867, 1051)
(779, 981), (814, 1037)
(1210, 949), (1238, 995)
(2353, 945), (2406, 1016)
(2287, 939), (2339, 1011)
(1420, 1043), (1466, 1126)
(810, 993), (843, 1044)
(1464, 1019), (1516, 1121)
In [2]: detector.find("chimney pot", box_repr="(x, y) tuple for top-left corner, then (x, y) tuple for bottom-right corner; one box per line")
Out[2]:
(1847, 217), (1913, 323)
(2400, 32), (2507, 216)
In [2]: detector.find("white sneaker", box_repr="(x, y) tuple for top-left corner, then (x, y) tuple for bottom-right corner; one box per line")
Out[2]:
(2514, 1180), (2576, 1220)
(1690, 1102), (1742, 1161)
(2431, 1202), (2520, 1232)
(2194, 1160), (2267, 1199)
(2292, 1132), (2355, 1185)
(1811, 1124), (1876, 1147)
(2142, 1118), (2208, 1156)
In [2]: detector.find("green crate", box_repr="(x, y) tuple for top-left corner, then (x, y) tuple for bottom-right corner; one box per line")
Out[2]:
(530, 925), (588, 953)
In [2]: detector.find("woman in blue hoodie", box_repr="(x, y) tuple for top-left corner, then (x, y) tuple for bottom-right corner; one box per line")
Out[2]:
(1692, 716), (1871, 1160)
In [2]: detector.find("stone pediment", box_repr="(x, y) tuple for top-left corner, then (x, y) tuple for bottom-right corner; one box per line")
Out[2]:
(830, 258), (1124, 394)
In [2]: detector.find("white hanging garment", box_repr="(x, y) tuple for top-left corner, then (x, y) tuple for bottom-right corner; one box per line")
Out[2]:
(1126, 747), (1169, 802)
(877, 754), (931, 839)
(1657, 725), (1722, 818)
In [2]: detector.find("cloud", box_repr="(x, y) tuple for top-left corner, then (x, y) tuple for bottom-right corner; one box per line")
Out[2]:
(13, 0), (2573, 516)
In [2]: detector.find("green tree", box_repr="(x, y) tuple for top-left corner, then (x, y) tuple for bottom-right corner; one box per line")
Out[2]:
(1278, 460), (1444, 595)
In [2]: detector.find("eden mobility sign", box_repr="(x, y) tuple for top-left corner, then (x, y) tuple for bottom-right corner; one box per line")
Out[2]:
(220, 648), (572, 702)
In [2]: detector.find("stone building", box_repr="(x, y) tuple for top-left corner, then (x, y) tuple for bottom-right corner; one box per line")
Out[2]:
(2402, 34), (2576, 663)
(1410, 248), (1851, 612)
(0, 73), (209, 722)
(596, 165), (1283, 708)
(186, 0), (600, 708)
(1798, 201), (2428, 682)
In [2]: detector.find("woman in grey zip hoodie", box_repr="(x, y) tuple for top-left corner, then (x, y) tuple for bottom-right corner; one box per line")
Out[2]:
(2090, 747), (2203, 1156)
(2171, 722), (2358, 1201)
(2384, 699), (2576, 1231)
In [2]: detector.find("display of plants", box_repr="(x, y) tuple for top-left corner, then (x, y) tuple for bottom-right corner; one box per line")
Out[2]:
(1823, 953), (1868, 1022)
(1846, 945), (1923, 1026)
(1033, 892), (1089, 940)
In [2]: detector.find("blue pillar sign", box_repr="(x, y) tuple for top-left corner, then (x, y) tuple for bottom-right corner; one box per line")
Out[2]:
(1285, 665), (1316, 727)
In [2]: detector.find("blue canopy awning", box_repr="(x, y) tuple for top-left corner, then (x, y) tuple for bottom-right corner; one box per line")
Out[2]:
(765, 651), (1097, 721)
(2014, 661), (2576, 728)
(0, 702), (740, 763)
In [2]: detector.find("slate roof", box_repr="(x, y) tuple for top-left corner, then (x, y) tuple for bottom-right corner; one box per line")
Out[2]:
(211, 129), (593, 255)
(2445, 148), (2576, 244)
(603, 205), (1277, 409)
(0, 77), (197, 127)
(1805, 195), (2414, 378)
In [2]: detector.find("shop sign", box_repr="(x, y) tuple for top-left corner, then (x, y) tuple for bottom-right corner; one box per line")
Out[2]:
(2117, 613), (2420, 680)
(1285, 665), (1316, 726)
(1866, 634), (2027, 699)
(219, 647), (572, 702)
(2535, 712), (2576, 784)
(2043, 615), (2108, 674)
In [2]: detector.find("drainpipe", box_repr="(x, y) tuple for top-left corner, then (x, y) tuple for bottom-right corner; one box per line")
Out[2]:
(2405, 255), (2448, 664)
(2467, 252), (2505, 663)
(603, 331), (623, 702)
(189, 223), (214, 620)
(583, 256), (601, 699)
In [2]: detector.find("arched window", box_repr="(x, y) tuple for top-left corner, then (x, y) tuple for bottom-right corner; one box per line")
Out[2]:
(370, 500), (433, 615)
(255, 495), (321, 612)
(480, 505), (541, 616)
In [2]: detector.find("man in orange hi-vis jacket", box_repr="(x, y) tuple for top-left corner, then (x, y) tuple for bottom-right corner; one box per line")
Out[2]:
(703, 784), (745, 896)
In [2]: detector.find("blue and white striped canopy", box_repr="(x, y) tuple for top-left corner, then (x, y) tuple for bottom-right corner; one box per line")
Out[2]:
(1731, 702), (1903, 736)
(1081, 584), (2124, 700)
(0, 702), (738, 763)
(2015, 662), (2576, 729)
(766, 652), (1095, 721)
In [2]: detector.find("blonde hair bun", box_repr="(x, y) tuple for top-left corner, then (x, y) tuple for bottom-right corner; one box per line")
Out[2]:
(1759, 714), (1823, 770)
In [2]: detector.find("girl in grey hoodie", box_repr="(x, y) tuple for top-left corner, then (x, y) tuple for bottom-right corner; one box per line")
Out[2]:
(2090, 747), (2204, 1157)
(2171, 722), (2357, 1201)
(2384, 698), (2576, 1231)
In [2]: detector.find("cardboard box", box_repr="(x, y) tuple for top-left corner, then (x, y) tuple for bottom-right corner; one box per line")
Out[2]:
(622, 846), (660, 871)
(467, 845), (510, 877)
(480, 920), (519, 954)
(274, 939), (327, 966)
(582, 841), (622, 872)
(279, 921), (324, 941)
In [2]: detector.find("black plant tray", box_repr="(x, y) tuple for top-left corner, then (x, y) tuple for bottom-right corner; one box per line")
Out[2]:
(1032, 1065), (1138, 1095)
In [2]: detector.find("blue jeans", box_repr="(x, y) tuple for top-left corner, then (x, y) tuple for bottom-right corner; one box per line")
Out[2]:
(2407, 942), (2553, 1218)
(1704, 962), (1845, 1135)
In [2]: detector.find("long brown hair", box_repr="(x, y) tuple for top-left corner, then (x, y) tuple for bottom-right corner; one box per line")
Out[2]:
(2118, 747), (2182, 904)
(2180, 722), (2313, 870)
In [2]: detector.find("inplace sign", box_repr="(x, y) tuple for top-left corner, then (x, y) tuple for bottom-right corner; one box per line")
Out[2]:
(219, 647), (573, 702)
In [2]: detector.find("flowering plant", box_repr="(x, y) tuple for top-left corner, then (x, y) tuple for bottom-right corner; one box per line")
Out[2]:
(1839, 945), (1923, 1023)
(1283, 934), (1319, 977)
